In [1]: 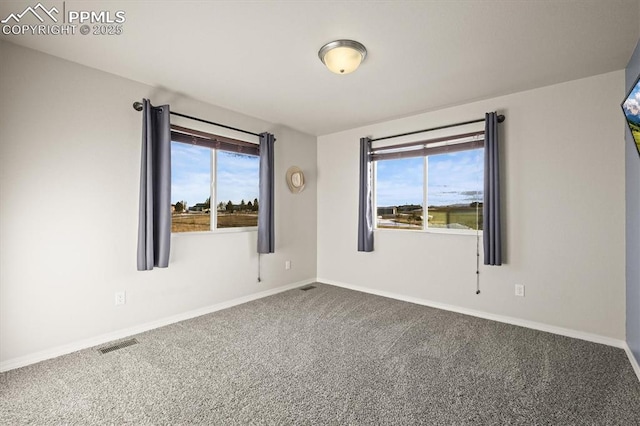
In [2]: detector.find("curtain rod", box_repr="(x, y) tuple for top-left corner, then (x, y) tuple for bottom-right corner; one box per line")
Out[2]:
(371, 114), (505, 142)
(132, 101), (261, 137)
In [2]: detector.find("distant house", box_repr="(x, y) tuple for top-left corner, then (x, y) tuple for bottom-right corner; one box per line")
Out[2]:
(377, 206), (397, 216)
(190, 203), (210, 213)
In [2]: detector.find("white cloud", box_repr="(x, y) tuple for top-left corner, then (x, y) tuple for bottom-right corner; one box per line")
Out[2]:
(376, 151), (484, 207)
(376, 158), (423, 206)
(171, 143), (211, 205)
(216, 152), (259, 204)
(170, 144), (260, 207)
(172, 171), (210, 206)
(427, 150), (483, 206)
(216, 170), (259, 204)
(624, 97), (640, 116)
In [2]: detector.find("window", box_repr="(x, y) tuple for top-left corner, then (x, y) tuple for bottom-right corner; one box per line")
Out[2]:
(427, 149), (483, 230)
(374, 135), (483, 232)
(170, 127), (259, 233)
(376, 157), (424, 230)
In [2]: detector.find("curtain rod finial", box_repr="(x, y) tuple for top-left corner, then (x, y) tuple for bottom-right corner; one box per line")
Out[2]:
(497, 114), (505, 123)
(133, 101), (143, 111)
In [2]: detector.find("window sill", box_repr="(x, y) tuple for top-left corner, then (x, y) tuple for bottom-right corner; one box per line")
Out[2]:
(172, 227), (258, 235)
(375, 227), (482, 236)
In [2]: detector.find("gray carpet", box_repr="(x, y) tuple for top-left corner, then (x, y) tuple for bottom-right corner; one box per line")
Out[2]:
(1, 283), (639, 425)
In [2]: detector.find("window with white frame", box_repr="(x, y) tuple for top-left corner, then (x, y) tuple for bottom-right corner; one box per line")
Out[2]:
(170, 126), (259, 233)
(374, 132), (484, 232)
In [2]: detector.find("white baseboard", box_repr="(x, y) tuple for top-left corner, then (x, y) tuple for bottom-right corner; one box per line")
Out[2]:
(0, 279), (314, 373)
(624, 343), (640, 382)
(317, 278), (627, 349)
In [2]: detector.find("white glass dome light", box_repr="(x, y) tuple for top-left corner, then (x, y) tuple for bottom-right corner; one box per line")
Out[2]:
(318, 40), (367, 75)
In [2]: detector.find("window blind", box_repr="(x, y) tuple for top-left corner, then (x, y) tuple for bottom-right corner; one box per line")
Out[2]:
(170, 124), (259, 156)
(371, 130), (484, 161)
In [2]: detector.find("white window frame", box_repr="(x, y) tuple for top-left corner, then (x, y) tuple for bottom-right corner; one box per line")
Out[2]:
(373, 148), (484, 236)
(211, 148), (259, 233)
(171, 140), (259, 235)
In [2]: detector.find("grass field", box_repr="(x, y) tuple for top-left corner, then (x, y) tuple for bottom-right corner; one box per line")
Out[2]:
(377, 215), (422, 230)
(625, 120), (640, 152)
(172, 213), (258, 233)
(428, 207), (483, 230)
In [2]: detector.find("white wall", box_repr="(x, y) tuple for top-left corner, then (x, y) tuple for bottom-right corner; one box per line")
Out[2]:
(626, 38), (640, 366)
(317, 71), (626, 340)
(0, 41), (317, 366)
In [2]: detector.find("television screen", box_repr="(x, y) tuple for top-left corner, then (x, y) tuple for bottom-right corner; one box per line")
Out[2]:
(622, 73), (640, 156)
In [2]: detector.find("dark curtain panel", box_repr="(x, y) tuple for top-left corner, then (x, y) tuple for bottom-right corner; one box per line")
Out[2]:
(258, 132), (275, 253)
(483, 112), (502, 265)
(137, 99), (172, 270)
(358, 137), (374, 252)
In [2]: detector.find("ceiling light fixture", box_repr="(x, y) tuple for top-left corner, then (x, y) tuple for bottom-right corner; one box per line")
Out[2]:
(318, 39), (367, 75)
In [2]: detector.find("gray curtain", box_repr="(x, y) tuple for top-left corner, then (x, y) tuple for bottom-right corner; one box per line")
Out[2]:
(358, 137), (374, 252)
(483, 112), (502, 265)
(137, 99), (171, 271)
(258, 132), (275, 253)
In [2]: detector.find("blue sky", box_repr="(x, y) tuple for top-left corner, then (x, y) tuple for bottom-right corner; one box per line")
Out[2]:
(171, 142), (481, 209)
(376, 149), (483, 207)
(376, 157), (423, 206)
(216, 151), (259, 205)
(171, 143), (259, 207)
(623, 81), (640, 121)
(171, 143), (210, 206)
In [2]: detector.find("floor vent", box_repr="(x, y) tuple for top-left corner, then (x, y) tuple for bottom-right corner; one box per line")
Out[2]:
(300, 285), (316, 291)
(97, 338), (139, 355)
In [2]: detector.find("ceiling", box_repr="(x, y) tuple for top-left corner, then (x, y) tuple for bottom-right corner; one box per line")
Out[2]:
(1, 0), (639, 136)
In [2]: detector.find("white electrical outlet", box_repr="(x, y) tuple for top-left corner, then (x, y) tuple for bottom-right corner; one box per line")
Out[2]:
(515, 284), (525, 297)
(285, 260), (291, 270)
(115, 291), (126, 305)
